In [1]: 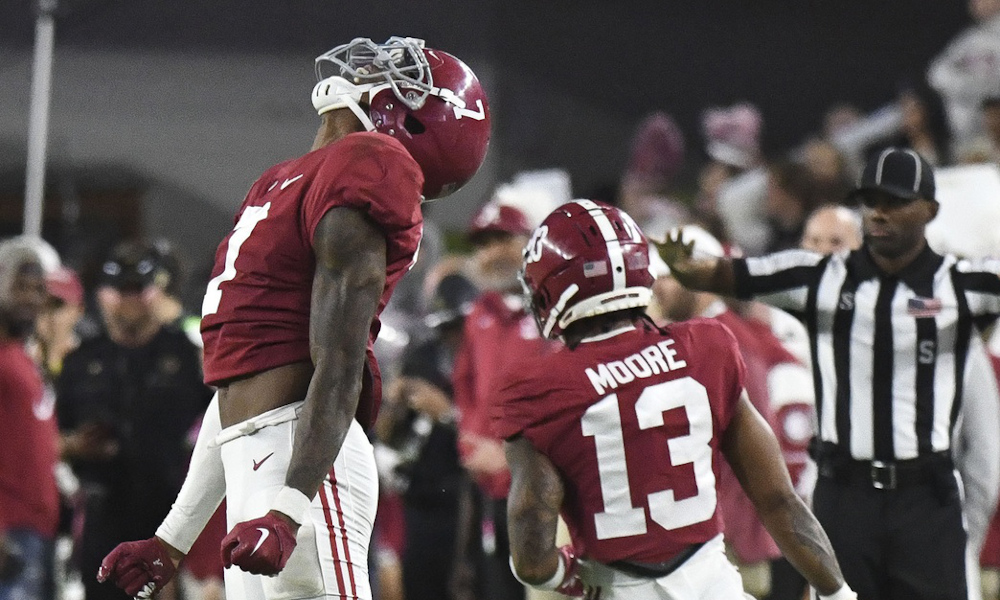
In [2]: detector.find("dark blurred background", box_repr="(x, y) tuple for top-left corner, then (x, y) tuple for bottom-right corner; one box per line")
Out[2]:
(0, 0), (970, 304)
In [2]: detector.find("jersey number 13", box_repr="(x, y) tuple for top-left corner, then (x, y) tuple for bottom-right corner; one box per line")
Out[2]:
(581, 377), (716, 540)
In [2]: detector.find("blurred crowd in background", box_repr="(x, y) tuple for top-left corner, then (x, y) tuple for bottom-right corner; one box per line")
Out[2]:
(5, 1), (1000, 600)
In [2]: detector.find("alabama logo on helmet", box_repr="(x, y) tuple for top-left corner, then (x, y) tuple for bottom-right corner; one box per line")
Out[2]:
(311, 36), (491, 200)
(520, 200), (654, 339)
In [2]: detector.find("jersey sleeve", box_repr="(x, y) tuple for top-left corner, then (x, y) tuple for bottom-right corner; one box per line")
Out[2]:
(695, 319), (749, 433)
(490, 361), (544, 441)
(732, 249), (826, 312)
(301, 134), (424, 243)
(955, 256), (1000, 325)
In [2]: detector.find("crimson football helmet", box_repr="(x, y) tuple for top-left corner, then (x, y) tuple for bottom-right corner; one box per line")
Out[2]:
(312, 36), (491, 200)
(520, 200), (654, 339)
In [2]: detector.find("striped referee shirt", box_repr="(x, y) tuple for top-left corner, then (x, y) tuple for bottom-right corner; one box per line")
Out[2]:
(733, 244), (1000, 461)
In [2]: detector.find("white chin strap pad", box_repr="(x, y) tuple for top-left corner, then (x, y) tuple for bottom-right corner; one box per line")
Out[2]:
(311, 76), (376, 131)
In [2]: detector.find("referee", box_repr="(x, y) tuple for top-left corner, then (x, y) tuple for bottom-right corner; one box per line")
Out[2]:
(657, 147), (1000, 599)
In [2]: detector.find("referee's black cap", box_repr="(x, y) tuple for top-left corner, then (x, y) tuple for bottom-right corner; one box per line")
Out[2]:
(849, 147), (936, 203)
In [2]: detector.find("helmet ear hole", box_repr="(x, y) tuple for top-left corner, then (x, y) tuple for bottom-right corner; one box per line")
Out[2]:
(403, 114), (426, 135)
(535, 289), (550, 311)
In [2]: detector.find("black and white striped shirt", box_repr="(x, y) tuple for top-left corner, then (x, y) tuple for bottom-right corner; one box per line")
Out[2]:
(734, 244), (1000, 461)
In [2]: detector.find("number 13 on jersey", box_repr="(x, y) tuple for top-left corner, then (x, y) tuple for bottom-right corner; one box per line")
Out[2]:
(581, 377), (717, 540)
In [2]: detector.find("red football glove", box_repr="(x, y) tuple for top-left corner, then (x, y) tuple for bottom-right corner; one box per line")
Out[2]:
(221, 511), (299, 576)
(97, 537), (177, 599)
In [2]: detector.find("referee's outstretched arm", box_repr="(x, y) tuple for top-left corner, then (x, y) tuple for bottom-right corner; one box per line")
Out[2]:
(721, 389), (849, 597)
(654, 231), (737, 296)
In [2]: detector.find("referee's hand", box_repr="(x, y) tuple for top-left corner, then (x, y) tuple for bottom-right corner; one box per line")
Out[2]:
(652, 228), (696, 274)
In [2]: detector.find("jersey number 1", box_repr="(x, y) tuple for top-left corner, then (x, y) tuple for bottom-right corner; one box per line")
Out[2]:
(201, 203), (271, 317)
(581, 377), (717, 540)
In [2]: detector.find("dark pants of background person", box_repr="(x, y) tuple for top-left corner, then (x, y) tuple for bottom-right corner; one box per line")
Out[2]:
(767, 557), (806, 600)
(402, 504), (461, 600)
(479, 497), (525, 600)
(0, 528), (54, 600)
(78, 487), (174, 600)
(811, 460), (967, 600)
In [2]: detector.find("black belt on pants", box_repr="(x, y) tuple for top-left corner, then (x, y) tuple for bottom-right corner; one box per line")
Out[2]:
(812, 441), (954, 491)
(608, 541), (705, 578)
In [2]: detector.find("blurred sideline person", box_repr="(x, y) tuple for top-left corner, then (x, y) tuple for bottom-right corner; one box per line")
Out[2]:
(149, 238), (202, 347)
(58, 241), (214, 600)
(800, 205), (862, 256)
(762, 160), (821, 253)
(34, 266), (86, 381)
(493, 200), (855, 600)
(98, 36), (491, 600)
(452, 201), (553, 600)
(376, 273), (478, 600)
(656, 148), (1000, 599)
(0, 238), (59, 600)
(927, 0), (1000, 150)
(650, 225), (815, 599)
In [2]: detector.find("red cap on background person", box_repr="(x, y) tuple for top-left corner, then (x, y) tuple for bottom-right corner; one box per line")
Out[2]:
(625, 111), (686, 187)
(45, 267), (84, 307)
(467, 202), (533, 245)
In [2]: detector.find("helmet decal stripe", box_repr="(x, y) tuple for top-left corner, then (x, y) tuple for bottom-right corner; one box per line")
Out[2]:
(574, 200), (626, 290)
(543, 283), (580, 338)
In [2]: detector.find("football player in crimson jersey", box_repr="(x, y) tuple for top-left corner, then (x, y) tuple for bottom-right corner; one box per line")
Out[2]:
(97, 36), (490, 600)
(492, 201), (855, 600)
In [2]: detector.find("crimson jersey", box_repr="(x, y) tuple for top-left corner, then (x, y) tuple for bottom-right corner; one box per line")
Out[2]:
(0, 342), (59, 537)
(453, 291), (560, 498)
(201, 132), (423, 428)
(492, 319), (747, 565)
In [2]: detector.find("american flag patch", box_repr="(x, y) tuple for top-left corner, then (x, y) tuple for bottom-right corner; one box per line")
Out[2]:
(907, 296), (942, 318)
(583, 261), (608, 277)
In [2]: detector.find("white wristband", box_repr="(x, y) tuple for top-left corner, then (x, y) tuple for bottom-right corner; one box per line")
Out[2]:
(508, 553), (566, 591)
(819, 583), (857, 600)
(272, 486), (313, 525)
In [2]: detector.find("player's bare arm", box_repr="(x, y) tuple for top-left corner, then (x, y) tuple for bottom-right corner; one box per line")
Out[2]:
(652, 228), (736, 295)
(283, 206), (387, 508)
(721, 391), (845, 595)
(505, 435), (564, 583)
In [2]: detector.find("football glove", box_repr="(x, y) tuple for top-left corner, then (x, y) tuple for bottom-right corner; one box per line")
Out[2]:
(221, 511), (298, 576)
(97, 537), (176, 599)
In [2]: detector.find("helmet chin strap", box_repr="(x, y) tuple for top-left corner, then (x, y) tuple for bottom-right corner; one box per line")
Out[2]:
(311, 76), (376, 132)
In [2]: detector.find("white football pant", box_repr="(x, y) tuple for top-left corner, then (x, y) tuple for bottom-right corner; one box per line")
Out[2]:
(219, 403), (377, 600)
(578, 534), (753, 600)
